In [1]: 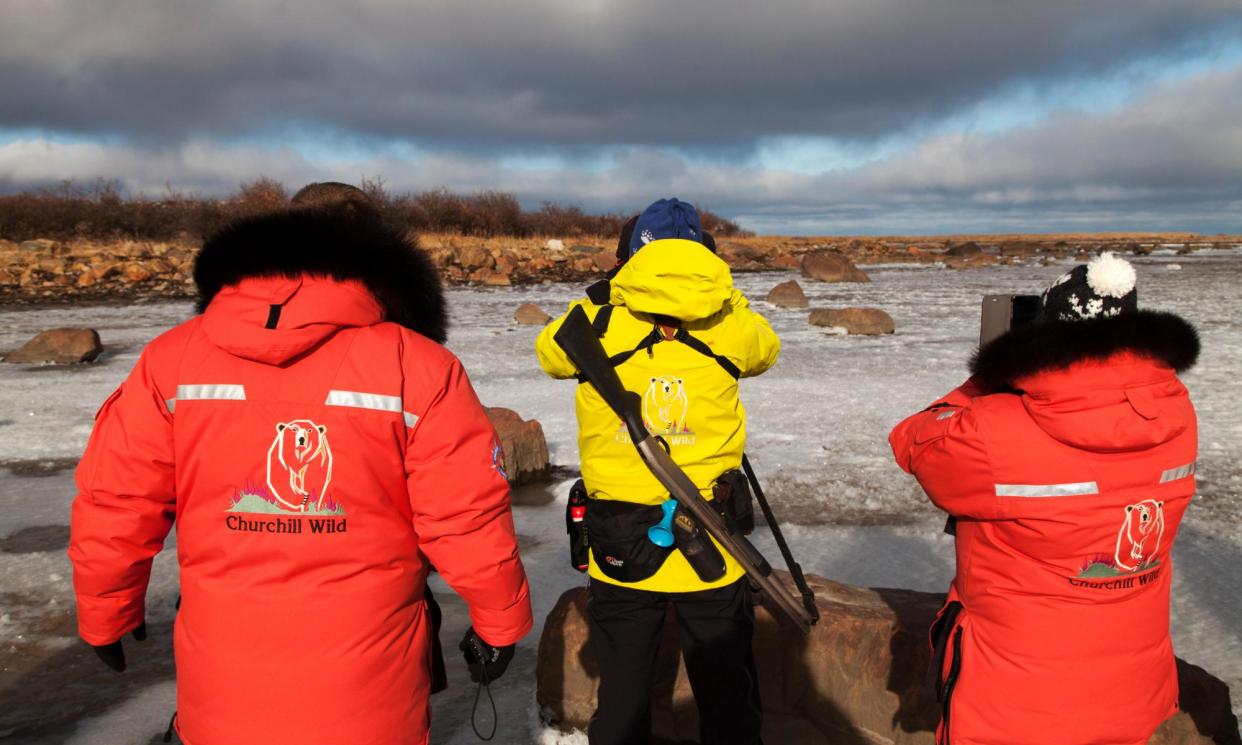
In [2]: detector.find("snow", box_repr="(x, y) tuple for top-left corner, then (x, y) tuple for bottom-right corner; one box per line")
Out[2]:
(1, 249), (1239, 743)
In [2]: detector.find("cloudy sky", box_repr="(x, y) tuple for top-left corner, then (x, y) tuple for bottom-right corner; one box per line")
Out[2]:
(2, 1), (1240, 234)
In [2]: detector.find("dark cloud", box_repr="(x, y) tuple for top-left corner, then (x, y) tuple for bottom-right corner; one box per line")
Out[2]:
(3, 61), (1240, 234)
(1, 1), (1240, 148)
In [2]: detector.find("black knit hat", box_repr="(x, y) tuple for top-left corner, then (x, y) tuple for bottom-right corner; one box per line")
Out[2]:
(614, 214), (640, 264)
(1040, 252), (1138, 322)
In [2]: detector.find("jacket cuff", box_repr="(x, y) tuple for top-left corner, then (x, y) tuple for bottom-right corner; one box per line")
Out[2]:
(76, 596), (145, 646)
(469, 597), (535, 648)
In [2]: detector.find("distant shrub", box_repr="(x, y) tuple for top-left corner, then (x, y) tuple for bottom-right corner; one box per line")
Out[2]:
(0, 178), (748, 241)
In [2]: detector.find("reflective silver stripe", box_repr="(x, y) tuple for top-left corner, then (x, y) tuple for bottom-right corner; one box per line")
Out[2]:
(325, 389), (419, 428)
(936, 410), (958, 421)
(1159, 462), (1196, 484)
(995, 481), (1099, 498)
(165, 398), (176, 414)
(175, 384), (246, 401)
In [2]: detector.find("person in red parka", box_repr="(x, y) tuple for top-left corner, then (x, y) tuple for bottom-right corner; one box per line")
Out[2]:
(68, 188), (534, 745)
(890, 253), (1199, 745)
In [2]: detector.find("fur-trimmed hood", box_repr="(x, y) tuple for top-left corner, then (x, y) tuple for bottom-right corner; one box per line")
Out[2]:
(971, 310), (1199, 393)
(194, 209), (447, 343)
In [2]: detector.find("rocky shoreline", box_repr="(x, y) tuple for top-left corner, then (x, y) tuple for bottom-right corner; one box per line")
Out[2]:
(2, 232), (1236, 306)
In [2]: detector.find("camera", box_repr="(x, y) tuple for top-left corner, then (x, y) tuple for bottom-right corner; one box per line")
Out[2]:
(979, 294), (1041, 346)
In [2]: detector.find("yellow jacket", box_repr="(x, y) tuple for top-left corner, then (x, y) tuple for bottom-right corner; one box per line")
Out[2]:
(536, 239), (780, 591)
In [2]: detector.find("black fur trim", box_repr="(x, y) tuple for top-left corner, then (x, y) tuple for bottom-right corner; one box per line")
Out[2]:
(193, 209), (447, 343)
(970, 310), (1199, 392)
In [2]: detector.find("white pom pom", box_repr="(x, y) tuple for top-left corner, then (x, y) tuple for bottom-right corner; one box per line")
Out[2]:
(1086, 252), (1136, 298)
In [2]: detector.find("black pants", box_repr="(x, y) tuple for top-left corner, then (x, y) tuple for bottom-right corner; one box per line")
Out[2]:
(586, 578), (762, 745)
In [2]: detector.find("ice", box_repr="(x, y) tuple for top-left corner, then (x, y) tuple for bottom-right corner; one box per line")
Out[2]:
(0, 249), (1239, 743)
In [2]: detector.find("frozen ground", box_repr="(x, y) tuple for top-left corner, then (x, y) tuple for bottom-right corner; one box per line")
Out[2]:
(0, 250), (1238, 743)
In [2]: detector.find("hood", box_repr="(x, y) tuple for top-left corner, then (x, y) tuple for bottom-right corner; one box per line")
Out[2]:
(201, 276), (382, 364)
(194, 208), (446, 345)
(609, 238), (733, 321)
(971, 310), (1199, 452)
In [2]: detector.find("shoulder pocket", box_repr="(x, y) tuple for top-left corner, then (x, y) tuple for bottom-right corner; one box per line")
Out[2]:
(913, 407), (960, 444)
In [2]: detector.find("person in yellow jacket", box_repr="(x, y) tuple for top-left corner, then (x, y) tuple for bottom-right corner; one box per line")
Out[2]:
(536, 198), (779, 745)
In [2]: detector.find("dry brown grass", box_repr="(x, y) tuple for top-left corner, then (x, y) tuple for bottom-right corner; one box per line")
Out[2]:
(0, 178), (747, 242)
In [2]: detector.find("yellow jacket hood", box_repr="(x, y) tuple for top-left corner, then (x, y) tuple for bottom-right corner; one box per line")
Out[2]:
(610, 239), (733, 321)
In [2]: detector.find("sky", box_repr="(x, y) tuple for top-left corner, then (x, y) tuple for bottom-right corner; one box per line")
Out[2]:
(1, 1), (1240, 235)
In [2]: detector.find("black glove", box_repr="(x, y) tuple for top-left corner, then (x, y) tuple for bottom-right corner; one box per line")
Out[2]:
(458, 627), (514, 684)
(91, 621), (147, 672)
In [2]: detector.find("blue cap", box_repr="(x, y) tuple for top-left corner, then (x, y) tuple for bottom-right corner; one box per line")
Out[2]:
(627, 198), (703, 257)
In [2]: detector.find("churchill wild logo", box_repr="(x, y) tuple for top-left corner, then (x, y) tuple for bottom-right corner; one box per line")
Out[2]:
(225, 418), (347, 534)
(1073, 500), (1166, 587)
(267, 419), (334, 512)
(644, 376), (689, 435)
(616, 375), (697, 446)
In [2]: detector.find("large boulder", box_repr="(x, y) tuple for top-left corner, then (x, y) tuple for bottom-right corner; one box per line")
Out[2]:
(514, 303), (553, 326)
(765, 280), (809, 309)
(800, 251), (870, 283)
(536, 575), (1240, 744)
(945, 241), (982, 256)
(477, 269), (512, 286)
(591, 250), (616, 273)
(4, 328), (103, 364)
(458, 245), (494, 271)
(809, 307), (895, 335)
(484, 407), (550, 484)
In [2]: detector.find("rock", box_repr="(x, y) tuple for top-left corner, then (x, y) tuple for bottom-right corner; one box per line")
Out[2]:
(514, 303), (552, 326)
(800, 251), (870, 283)
(772, 253), (801, 270)
(494, 251), (519, 276)
(999, 241), (1040, 257)
(765, 280), (809, 309)
(4, 328), (103, 364)
(484, 407), (550, 484)
(429, 247), (456, 269)
(545, 239), (566, 252)
(591, 250), (616, 273)
(719, 242), (773, 262)
(809, 307), (895, 335)
(536, 575), (1240, 745)
(123, 263), (153, 283)
(479, 270), (512, 286)
(1150, 660), (1242, 745)
(946, 241), (982, 256)
(458, 246), (494, 271)
(944, 253), (999, 270)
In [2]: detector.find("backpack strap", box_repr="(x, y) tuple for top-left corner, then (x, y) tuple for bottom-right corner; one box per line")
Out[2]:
(673, 327), (741, 379)
(574, 292), (739, 381)
(592, 304), (614, 337)
(585, 279), (612, 306)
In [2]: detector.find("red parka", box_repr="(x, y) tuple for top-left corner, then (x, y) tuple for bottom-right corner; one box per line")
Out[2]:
(890, 311), (1199, 745)
(69, 210), (533, 745)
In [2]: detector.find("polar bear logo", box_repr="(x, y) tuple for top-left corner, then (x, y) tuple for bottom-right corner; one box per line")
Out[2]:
(643, 376), (689, 435)
(1114, 499), (1165, 572)
(266, 420), (334, 511)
